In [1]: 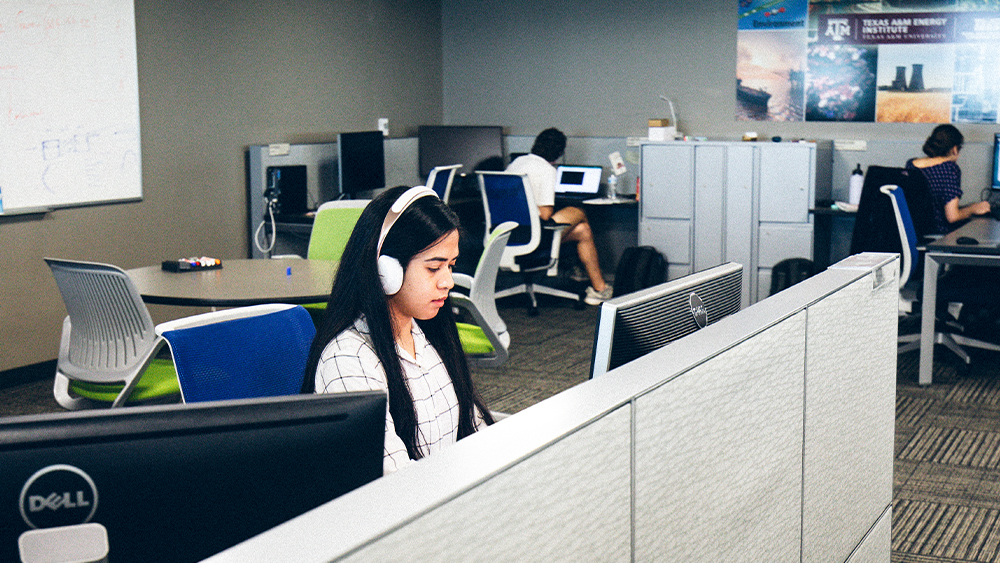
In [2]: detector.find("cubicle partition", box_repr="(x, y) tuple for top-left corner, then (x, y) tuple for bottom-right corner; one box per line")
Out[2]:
(207, 253), (897, 563)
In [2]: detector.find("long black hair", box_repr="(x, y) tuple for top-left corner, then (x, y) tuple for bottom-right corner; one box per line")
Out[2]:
(923, 124), (963, 158)
(303, 186), (494, 460)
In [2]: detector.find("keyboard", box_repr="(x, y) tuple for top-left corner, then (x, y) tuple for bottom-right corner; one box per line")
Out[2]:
(989, 191), (1000, 221)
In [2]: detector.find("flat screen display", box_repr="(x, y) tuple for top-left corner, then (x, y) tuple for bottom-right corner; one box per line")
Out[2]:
(590, 263), (744, 379)
(418, 125), (504, 178)
(555, 165), (603, 196)
(0, 392), (385, 563)
(338, 131), (385, 197)
(992, 133), (1000, 190)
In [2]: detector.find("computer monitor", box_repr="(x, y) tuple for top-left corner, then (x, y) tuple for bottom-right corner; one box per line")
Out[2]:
(337, 131), (385, 197)
(1, 392), (386, 563)
(555, 165), (603, 198)
(418, 125), (504, 178)
(992, 133), (1000, 190)
(590, 262), (744, 379)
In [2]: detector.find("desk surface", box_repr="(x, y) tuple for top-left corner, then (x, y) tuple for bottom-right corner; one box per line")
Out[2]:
(920, 218), (1000, 385)
(127, 258), (336, 307)
(927, 218), (1000, 255)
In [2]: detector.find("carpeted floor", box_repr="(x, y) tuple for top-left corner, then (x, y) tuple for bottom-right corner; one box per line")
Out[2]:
(3, 296), (1000, 562)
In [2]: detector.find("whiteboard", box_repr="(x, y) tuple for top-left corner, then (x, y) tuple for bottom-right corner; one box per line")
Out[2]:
(0, 0), (141, 215)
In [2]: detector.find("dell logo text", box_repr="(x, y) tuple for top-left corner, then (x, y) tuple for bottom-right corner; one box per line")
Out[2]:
(29, 491), (92, 512)
(19, 464), (99, 529)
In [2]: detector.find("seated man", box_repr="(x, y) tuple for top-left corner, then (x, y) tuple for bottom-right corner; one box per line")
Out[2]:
(506, 128), (612, 305)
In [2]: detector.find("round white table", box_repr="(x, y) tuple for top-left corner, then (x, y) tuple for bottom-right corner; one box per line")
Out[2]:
(127, 258), (336, 307)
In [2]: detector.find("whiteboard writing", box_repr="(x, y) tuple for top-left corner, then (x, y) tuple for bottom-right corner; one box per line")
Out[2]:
(0, 0), (141, 214)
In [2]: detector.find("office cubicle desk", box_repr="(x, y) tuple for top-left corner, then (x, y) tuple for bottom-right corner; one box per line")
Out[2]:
(557, 196), (638, 276)
(920, 218), (1000, 385)
(127, 258), (336, 307)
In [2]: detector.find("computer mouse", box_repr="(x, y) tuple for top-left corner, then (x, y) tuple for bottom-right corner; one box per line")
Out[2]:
(956, 236), (979, 245)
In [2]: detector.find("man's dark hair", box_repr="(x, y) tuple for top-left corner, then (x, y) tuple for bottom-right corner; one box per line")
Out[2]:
(530, 128), (567, 162)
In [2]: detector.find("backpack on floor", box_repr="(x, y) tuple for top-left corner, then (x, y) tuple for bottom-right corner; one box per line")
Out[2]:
(613, 246), (667, 297)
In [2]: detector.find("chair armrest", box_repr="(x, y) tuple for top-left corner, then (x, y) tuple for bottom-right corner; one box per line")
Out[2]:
(541, 221), (569, 232)
(452, 272), (474, 291)
(449, 293), (508, 360)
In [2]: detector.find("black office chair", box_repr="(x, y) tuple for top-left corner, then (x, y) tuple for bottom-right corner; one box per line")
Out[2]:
(769, 258), (816, 296)
(851, 165), (935, 258)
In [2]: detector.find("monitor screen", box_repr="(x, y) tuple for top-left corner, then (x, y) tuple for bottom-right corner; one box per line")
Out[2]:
(337, 131), (385, 197)
(992, 133), (1000, 190)
(1, 392), (386, 563)
(555, 165), (603, 196)
(590, 262), (744, 379)
(418, 125), (504, 178)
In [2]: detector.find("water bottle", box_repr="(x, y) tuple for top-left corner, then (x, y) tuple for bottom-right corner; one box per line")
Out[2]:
(848, 164), (864, 205)
(606, 174), (619, 200)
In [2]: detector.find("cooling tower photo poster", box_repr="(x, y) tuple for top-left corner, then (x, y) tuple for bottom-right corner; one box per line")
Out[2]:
(737, 0), (1000, 123)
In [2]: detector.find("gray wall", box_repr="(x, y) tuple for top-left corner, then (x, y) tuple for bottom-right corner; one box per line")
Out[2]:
(441, 0), (1000, 146)
(1, 0), (442, 373)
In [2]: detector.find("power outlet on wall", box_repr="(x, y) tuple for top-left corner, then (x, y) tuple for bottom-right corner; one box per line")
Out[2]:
(377, 118), (389, 137)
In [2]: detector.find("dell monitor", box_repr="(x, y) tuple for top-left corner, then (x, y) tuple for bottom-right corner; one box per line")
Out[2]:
(590, 262), (744, 379)
(337, 131), (385, 198)
(418, 125), (504, 178)
(1, 392), (386, 563)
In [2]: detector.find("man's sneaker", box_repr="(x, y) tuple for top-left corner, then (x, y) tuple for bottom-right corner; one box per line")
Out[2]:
(584, 285), (614, 305)
(569, 264), (589, 282)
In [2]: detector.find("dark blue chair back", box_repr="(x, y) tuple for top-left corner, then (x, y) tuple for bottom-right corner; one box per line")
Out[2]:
(161, 305), (316, 402)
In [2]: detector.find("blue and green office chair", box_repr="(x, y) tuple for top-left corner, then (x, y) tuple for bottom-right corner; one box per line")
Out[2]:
(451, 222), (517, 367)
(156, 304), (316, 402)
(45, 258), (180, 409)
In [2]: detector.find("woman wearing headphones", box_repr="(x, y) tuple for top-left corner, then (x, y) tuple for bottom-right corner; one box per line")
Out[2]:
(303, 185), (494, 474)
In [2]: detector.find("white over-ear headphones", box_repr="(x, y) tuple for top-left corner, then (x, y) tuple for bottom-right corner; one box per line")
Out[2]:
(376, 186), (439, 295)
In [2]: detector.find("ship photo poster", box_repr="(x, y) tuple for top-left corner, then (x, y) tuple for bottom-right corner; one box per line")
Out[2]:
(737, 0), (809, 121)
(737, 0), (1000, 123)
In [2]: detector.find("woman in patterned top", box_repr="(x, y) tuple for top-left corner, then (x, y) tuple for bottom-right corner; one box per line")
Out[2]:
(906, 124), (991, 234)
(303, 186), (493, 474)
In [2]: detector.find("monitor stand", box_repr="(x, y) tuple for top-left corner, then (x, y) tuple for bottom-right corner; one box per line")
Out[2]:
(19, 523), (109, 563)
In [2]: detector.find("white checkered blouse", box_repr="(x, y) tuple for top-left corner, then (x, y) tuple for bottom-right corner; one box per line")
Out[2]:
(314, 316), (480, 474)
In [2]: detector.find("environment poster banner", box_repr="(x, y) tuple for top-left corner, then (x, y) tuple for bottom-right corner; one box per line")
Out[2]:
(737, 0), (1000, 123)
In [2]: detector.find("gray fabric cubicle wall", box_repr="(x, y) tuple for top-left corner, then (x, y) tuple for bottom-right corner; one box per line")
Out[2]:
(206, 253), (897, 563)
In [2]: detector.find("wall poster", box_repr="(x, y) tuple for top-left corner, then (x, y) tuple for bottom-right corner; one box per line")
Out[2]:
(737, 0), (1000, 123)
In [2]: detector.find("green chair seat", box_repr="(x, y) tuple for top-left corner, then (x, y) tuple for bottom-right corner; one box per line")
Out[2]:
(68, 358), (179, 403)
(456, 322), (495, 355)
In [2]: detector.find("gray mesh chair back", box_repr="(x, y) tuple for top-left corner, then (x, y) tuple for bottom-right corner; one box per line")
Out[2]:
(45, 258), (178, 409)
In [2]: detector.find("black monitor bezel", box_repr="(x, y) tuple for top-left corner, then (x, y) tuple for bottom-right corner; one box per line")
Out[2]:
(337, 131), (385, 197)
(417, 125), (504, 178)
(0, 392), (386, 563)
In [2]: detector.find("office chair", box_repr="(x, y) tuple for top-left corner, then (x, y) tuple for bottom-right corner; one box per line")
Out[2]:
(769, 257), (816, 296)
(881, 184), (1000, 362)
(156, 303), (316, 402)
(44, 258), (180, 410)
(451, 221), (517, 367)
(427, 164), (462, 203)
(296, 199), (370, 317)
(307, 199), (371, 261)
(851, 165), (935, 256)
(477, 171), (581, 316)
